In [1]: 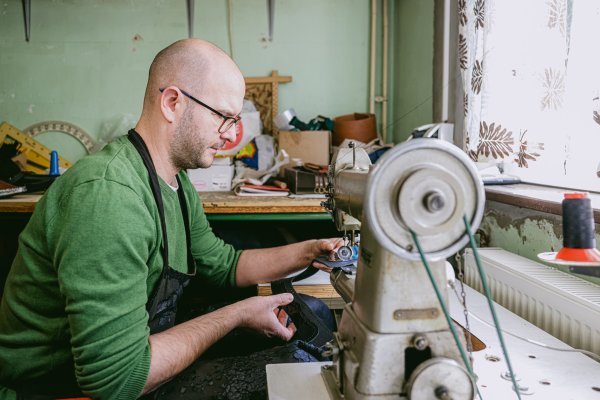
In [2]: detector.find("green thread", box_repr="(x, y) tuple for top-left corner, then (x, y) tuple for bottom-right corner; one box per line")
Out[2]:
(410, 230), (482, 400)
(463, 215), (522, 400)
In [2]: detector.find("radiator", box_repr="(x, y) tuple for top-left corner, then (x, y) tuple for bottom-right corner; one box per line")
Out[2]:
(463, 248), (600, 355)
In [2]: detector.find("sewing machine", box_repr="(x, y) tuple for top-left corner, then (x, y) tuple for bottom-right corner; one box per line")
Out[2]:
(320, 139), (484, 400)
(266, 139), (600, 400)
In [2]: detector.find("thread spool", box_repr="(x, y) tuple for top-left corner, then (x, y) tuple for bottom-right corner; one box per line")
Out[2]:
(556, 193), (600, 263)
(538, 192), (600, 266)
(49, 150), (60, 176)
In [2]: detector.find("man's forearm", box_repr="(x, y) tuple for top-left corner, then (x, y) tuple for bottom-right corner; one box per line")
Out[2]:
(235, 240), (319, 287)
(141, 302), (243, 395)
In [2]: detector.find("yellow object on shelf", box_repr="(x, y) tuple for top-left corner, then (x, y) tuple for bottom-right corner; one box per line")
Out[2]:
(0, 121), (72, 174)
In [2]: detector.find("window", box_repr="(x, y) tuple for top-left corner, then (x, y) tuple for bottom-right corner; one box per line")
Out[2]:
(458, 0), (600, 191)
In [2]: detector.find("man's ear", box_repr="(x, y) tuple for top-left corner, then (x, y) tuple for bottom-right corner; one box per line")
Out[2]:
(159, 87), (184, 123)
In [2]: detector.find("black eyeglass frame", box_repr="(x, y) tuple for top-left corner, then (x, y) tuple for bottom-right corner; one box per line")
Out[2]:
(159, 87), (241, 134)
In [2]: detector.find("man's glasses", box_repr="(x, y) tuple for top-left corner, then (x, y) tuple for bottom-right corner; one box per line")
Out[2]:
(159, 88), (241, 134)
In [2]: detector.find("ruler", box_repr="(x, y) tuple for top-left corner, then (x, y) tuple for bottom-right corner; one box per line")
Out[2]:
(0, 121), (73, 174)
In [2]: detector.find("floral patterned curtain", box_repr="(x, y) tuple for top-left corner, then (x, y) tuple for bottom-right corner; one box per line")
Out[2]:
(459, 0), (600, 190)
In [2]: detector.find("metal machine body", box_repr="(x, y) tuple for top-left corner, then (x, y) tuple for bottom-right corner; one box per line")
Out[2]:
(322, 139), (485, 400)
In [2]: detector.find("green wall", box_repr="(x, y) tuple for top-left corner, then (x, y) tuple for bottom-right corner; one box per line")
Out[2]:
(0, 0), (370, 162)
(391, 0), (434, 142)
(480, 202), (600, 285)
(5, 1), (588, 287)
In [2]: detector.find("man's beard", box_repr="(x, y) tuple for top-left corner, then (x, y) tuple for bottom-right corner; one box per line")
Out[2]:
(170, 108), (220, 170)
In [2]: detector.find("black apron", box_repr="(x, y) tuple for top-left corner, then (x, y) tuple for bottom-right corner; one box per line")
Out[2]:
(14, 130), (197, 399)
(127, 129), (197, 334)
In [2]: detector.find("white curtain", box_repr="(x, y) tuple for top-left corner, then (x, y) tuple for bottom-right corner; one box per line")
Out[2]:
(459, 0), (600, 190)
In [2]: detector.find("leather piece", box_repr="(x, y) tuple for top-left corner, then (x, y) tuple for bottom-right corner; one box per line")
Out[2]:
(314, 255), (357, 273)
(271, 267), (334, 348)
(149, 267), (335, 399)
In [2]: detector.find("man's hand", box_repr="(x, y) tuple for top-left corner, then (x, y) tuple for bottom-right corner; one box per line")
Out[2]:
(238, 294), (296, 341)
(311, 238), (345, 272)
(235, 237), (347, 286)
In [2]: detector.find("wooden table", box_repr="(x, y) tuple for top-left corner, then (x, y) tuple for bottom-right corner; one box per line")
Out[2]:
(198, 192), (330, 221)
(0, 193), (41, 213)
(0, 191), (340, 304)
(258, 283), (344, 309)
(0, 191), (328, 217)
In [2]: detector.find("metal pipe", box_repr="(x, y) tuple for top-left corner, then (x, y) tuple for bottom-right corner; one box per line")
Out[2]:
(267, 0), (275, 41)
(382, 0), (389, 143)
(331, 269), (355, 303)
(433, 0), (451, 122)
(369, 0), (377, 114)
(187, 0), (195, 38)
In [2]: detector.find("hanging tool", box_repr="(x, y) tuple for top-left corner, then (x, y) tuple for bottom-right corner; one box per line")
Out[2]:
(22, 0), (30, 42)
(267, 0), (275, 41)
(187, 0), (195, 38)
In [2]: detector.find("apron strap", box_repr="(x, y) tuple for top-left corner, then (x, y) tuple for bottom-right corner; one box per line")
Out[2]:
(127, 130), (196, 277)
(127, 129), (171, 265)
(127, 129), (195, 274)
(176, 174), (196, 274)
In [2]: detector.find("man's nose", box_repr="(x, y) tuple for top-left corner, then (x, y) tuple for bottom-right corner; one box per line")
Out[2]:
(221, 126), (237, 143)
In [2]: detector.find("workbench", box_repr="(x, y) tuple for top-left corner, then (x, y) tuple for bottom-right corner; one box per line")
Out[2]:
(0, 191), (328, 217)
(197, 191), (329, 221)
(0, 191), (341, 305)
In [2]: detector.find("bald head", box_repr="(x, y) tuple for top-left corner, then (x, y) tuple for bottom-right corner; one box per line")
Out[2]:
(135, 39), (245, 181)
(142, 39), (244, 111)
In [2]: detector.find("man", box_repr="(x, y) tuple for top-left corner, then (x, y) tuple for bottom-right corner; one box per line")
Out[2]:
(0, 39), (339, 399)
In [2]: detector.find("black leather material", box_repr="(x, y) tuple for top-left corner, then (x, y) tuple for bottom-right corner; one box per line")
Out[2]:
(153, 340), (321, 400)
(0, 146), (58, 193)
(6, 172), (58, 193)
(149, 278), (334, 400)
(149, 298), (332, 400)
(270, 266), (334, 348)
(314, 255), (357, 273)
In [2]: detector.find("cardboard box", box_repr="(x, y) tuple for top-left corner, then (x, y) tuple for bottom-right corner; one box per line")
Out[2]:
(278, 130), (331, 167)
(187, 158), (234, 191)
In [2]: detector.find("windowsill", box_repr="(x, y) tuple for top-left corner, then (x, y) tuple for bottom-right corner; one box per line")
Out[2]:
(485, 183), (600, 223)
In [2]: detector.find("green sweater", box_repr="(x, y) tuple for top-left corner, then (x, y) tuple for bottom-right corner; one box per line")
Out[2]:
(0, 136), (241, 399)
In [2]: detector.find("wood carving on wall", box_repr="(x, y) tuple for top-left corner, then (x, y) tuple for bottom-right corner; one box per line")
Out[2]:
(245, 84), (273, 134)
(244, 70), (292, 136)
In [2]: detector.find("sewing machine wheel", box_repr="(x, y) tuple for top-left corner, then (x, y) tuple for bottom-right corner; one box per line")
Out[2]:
(364, 139), (484, 261)
(405, 357), (475, 400)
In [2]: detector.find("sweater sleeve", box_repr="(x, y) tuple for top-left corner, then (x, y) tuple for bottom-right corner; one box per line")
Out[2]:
(182, 174), (241, 288)
(50, 180), (154, 400)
